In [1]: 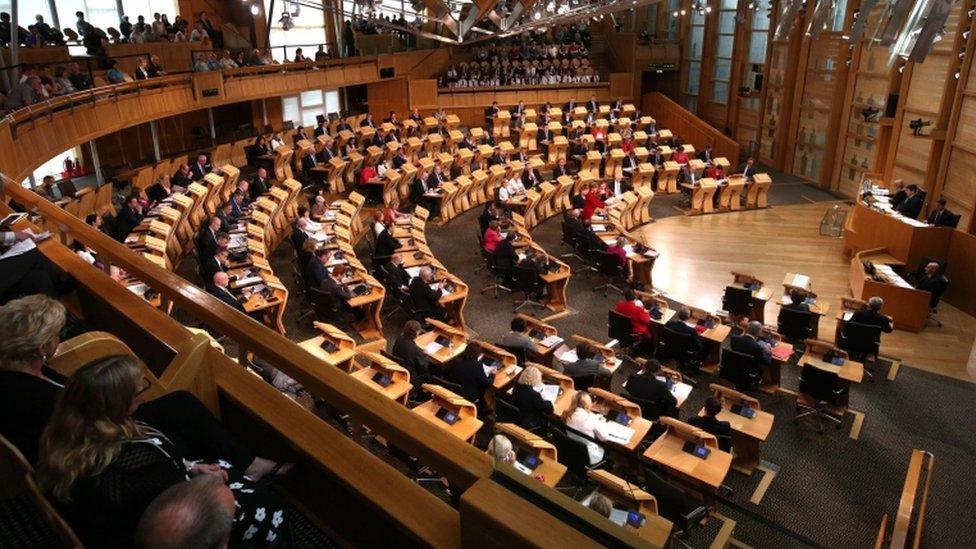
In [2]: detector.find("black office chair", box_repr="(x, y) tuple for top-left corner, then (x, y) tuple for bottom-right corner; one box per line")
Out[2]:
(429, 375), (464, 397)
(722, 285), (754, 321)
(511, 265), (546, 312)
(927, 275), (950, 327)
(906, 256), (948, 285)
(551, 426), (604, 497)
(777, 308), (815, 343)
(719, 348), (762, 392)
(946, 212), (961, 228)
(309, 288), (351, 326)
(642, 469), (709, 541)
(608, 309), (648, 357)
(394, 286), (435, 322)
(657, 327), (701, 381)
(479, 249), (512, 298)
(569, 373), (596, 391)
(494, 396), (522, 425)
(497, 344), (529, 365)
(560, 222), (584, 261)
(794, 364), (847, 434)
(592, 251), (626, 296)
(621, 391), (673, 421)
(839, 321), (882, 381)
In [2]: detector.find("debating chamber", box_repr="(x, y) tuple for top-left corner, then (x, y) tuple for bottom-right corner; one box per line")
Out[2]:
(2, 0), (975, 546)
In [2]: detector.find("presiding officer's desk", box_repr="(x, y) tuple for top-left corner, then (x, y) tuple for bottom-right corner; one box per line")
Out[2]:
(849, 249), (931, 332)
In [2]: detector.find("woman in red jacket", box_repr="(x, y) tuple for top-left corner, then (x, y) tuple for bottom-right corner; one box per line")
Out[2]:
(483, 220), (503, 253)
(582, 183), (607, 220)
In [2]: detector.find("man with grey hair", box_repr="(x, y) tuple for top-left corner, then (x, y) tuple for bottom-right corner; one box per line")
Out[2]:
(731, 320), (773, 365)
(135, 476), (235, 549)
(664, 306), (704, 357)
(850, 296), (893, 333)
(408, 265), (445, 321)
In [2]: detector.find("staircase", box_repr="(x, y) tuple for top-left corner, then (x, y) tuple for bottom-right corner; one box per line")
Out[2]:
(587, 31), (616, 79)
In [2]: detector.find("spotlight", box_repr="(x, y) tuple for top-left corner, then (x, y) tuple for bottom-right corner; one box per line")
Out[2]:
(251, 3), (260, 15)
(909, 118), (932, 136)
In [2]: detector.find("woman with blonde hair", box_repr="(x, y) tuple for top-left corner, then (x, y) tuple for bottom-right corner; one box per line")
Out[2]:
(562, 391), (612, 465)
(511, 365), (554, 431)
(37, 355), (289, 547)
(146, 172), (173, 204)
(487, 434), (516, 464)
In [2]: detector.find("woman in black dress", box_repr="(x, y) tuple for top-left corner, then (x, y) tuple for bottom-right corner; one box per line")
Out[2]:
(37, 355), (289, 548)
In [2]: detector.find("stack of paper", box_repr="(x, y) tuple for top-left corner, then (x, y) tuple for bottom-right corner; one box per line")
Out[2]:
(126, 283), (149, 295)
(423, 342), (444, 355)
(406, 266), (422, 278)
(671, 382), (693, 402)
(539, 384), (560, 404)
(539, 335), (563, 348)
(791, 274), (810, 288)
(604, 422), (636, 444)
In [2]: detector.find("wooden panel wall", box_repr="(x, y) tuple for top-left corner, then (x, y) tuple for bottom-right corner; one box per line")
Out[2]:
(367, 78), (410, 120)
(642, 92), (741, 161)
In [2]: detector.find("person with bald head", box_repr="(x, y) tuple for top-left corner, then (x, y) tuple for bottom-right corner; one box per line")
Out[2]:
(206, 271), (247, 313)
(408, 266), (445, 320)
(135, 476), (235, 549)
(850, 296), (893, 333)
(914, 262), (949, 307)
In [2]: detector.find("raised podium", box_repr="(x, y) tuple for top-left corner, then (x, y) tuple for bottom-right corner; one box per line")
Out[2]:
(745, 173), (771, 208)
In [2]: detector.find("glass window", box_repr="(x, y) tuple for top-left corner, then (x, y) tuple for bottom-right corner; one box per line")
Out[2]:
(721, 0), (739, 9)
(265, 0), (328, 50)
(29, 148), (77, 184)
(683, 96), (698, 113)
(692, 10), (705, 25)
(685, 61), (701, 95)
(282, 96), (300, 125)
(301, 90), (323, 106)
(752, 6), (770, 30)
(831, 0), (848, 31)
(688, 27), (704, 60)
(283, 89), (342, 128)
(718, 11), (736, 33)
(714, 58), (732, 80)
(748, 31), (768, 64)
(716, 35), (734, 57)
(712, 81), (729, 103)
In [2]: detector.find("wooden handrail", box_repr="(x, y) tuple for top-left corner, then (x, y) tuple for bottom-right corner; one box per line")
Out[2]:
(2, 184), (491, 490)
(438, 82), (612, 93)
(640, 92), (741, 162)
(889, 449), (935, 549)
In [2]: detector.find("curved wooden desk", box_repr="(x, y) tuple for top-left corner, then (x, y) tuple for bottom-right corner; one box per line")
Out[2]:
(849, 249), (931, 332)
(843, 203), (952, 268)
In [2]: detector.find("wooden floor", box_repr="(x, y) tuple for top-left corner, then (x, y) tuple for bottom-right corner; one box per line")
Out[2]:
(631, 202), (976, 382)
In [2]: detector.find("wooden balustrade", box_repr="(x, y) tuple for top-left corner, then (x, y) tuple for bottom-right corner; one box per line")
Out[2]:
(640, 92), (740, 162)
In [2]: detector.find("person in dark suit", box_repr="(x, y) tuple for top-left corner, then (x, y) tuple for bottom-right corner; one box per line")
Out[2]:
(189, 153), (211, 181)
(250, 167), (269, 201)
(485, 101), (500, 124)
(196, 216), (222, 258)
(888, 180), (907, 210)
(783, 288), (811, 312)
(537, 125), (553, 156)
(585, 94), (598, 113)
(896, 184), (924, 219)
(515, 249), (547, 296)
(686, 397), (732, 451)
(697, 145), (714, 164)
(561, 342), (611, 379)
(373, 219), (402, 265)
(411, 173), (435, 213)
(664, 307), (703, 355)
(730, 321), (772, 365)
(621, 153), (638, 178)
(313, 120), (329, 137)
(521, 167), (542, 189)
(493, 231), (519, 281)
(458, 135), (474, 150)
(552, 157), (570, 180)
(200, 248), (228, 283)
(228, 190), (248, 220)
(564, 99), (577, 113)
(392, 147), (409, 169)
(850, 297), (893, 333)
(511, 366), (554, 431)
(914, 262), (949, 307)
(216, 203), (237, 233)
(925, 197), (955, 227)
(409, 267), (445, 319)
(335, 119), (353, 133)
(649, 147), (665, 167)
(580, 220), (608, 253)
(736, 157), (756, 180)
(512, 100), (526, 117)
(427, 165), (446, 191)
(207, 272), (247, 313)
(563, 208), (586, 242)
(391, 320), (431, 386)
(306, 248), (332, 287)
(609, 174), (632, 197)
(625, 359), (677, 418)
(113, 194), (144, 241)
(171, 163), (193, 189)
(383, 253), (411, 289)
(487, 150), (504, 167)
(319, 266), (353, 300)
(359, 113), (376, 128)
(448, 344), (494, 405)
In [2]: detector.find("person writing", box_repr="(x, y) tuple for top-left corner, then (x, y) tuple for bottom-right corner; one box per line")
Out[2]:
(511, 366), (554, 431)
(562, 392), (612, 465)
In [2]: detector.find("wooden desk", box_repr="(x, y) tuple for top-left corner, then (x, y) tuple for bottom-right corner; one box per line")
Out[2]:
(705, 384), (773, 474)
(412, 384), (483, 443)
(757, 337), (795, 394)
(585, 470), (673, 547)
(400, 256), (469, 330)
(643, 417), (732, 493)
(239, 274), (288, 334)
(842, 202), (953, 270)
(729, 271), (773, 324)
(415, 318), (467, 367)
(599, 234), (659, 289)
(350, 352), (413, 405)
(297, 321), (356, 372)
(745, 173), (771, 208)
(682, 178), (718, 214)
(717, 177), (744, 210)
(524, 363), (576, 417)
(798, 340), (864, 407)
(849, 249), (930, 332)
(496, 423), (567, 487)
(659, 161), (680, 194)
(516, 313), (563, 366)
(586, 388), (653, 452)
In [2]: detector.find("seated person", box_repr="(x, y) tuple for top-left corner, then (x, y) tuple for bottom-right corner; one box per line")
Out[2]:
(383, 253), (411, 289)
(408, 267), (446, 320)
(783, 288), (811, 312)
(913, 262), (949, 307)
(686, 396), (731, 451)
(372, 215), (402, 266)
(605, 236), (628, 269)
(850, 296), (893, 333)
(196, 217), (222, 258)
(391, 320), (431, 387)
(510, 366), (554, 431)
(614, 289), (653, 340)
(36, 355), (289, 547)
(447, 344), (493, 405)
(135, 476), (235, 549)
(0, 230), (58, 304)
(487, 434), (515, 465)
(499, 317), (536, 353)
(483, 220), (503, 253)
(498, 175), (525, 202)
(925, 197), (955, 227)
(114, 193), (145, 241)
(730, 321), (772, 365)
(895, 184), (924, 219)
(580, 220), (608, 253)
(561, 342), (611, 379)
(206, 271), (248, 314)
(625, 359), (677, 418)
(562, 392), (612, 465)
(664, 306), (704, 356)
(587, 494), (614, 518)
(306, 248), (333, 287)
(493, 231), (519, 281)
